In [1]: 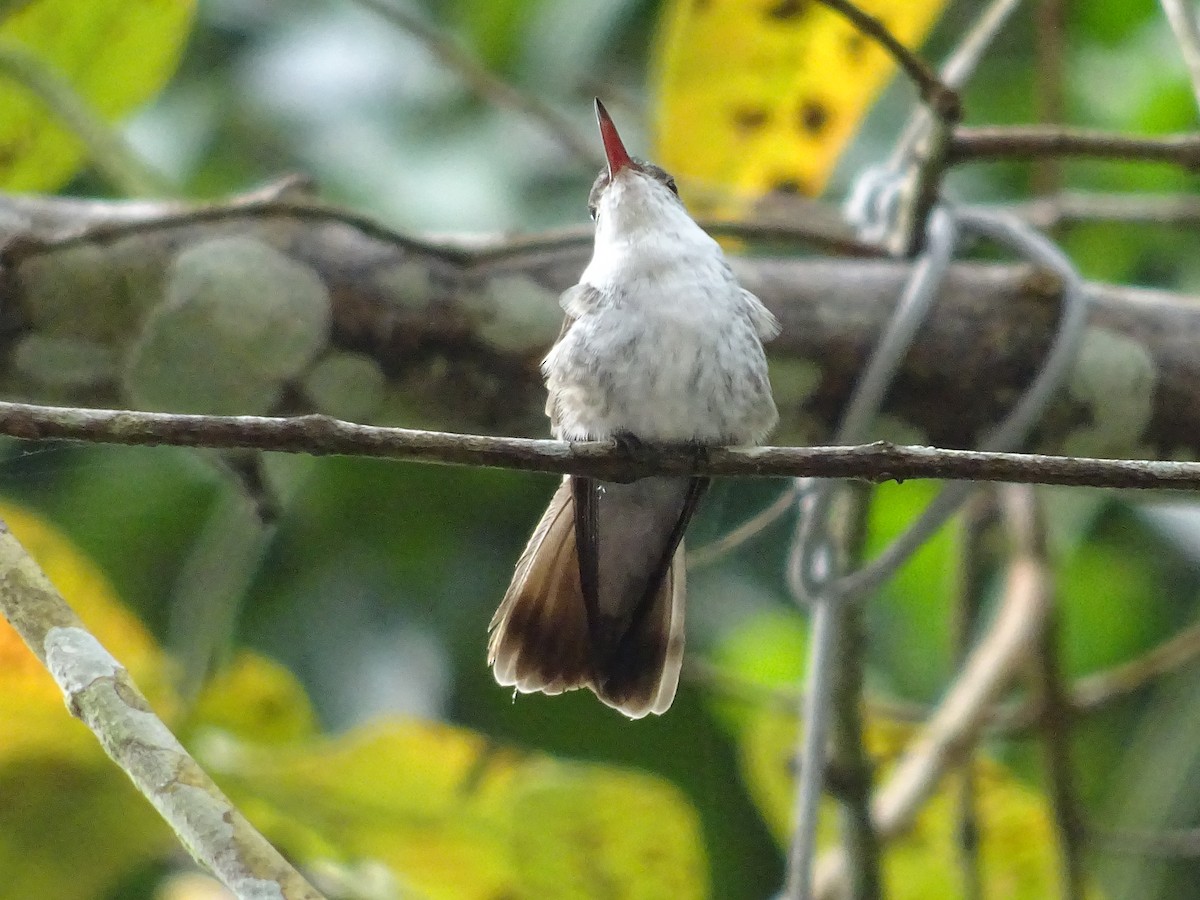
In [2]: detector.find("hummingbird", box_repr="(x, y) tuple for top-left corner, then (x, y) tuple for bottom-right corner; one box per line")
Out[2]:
(488, 99), (779, 718)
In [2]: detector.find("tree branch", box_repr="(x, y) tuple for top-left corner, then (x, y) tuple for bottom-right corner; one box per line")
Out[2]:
(9, 400), (1200, 489)
(950, 126), (1200, 168)
(0, 519), (324, 899)
(996, 191), (1200, 229)
(813, 491), (1053, 897)
(1, 190), (1199, 456)
(5, 400), (1200, 490)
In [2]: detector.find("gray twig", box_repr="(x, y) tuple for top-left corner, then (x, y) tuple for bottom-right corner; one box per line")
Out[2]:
(786, 209), (960, 900)
(887, 0), (1023, 254)
(825, 486), (881, 900)
(687, 483), (798, 569)
(995, 191), (1200, 228)
(1033, 0), (1069, 197)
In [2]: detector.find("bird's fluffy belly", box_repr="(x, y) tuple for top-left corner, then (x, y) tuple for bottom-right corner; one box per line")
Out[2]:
(546, 307), (773, 445)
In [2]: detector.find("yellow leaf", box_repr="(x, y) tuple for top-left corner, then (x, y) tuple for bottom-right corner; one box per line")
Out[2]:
(0, 0), (195, 190)
(652, 0), (947, 205)
(510, 764), (708, 900)
(211, 719), (708, 900)
(739, 707), (1105, 898)
(0, 502), (707, 899)
(0, 756), (174, 900)
(187, 651), (318, 745)
(0, 501), (171, 756)
(0, 502), (177, 900)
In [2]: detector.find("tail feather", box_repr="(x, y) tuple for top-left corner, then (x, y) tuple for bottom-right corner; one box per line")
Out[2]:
(488, 477), (685, 718)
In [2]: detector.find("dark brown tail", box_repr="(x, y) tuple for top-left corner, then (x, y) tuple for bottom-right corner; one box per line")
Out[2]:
(488, 477), (685, 718)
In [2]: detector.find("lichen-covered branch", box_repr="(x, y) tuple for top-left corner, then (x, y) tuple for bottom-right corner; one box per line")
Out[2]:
(1, 191), (1198, 459)
(0, 520), (325, 900)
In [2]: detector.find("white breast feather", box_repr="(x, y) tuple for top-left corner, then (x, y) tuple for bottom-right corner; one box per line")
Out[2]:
(545, 169), (778, 447)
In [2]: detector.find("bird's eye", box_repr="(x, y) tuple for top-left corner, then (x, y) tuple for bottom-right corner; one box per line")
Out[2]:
(666, 178), (679, 196)
(588, 205), (598, 221)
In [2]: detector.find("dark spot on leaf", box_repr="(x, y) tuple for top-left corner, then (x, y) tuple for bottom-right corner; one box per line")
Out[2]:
(766, 0), (810, 21)
(798, 99), (831, 137)
(771, 178), (809, 195)
(843, 32), (868, 63)
(732, 106), (770, 134)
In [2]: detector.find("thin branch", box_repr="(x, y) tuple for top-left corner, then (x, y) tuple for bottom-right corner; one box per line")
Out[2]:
(813, 501), (1054, 897)
(1160, 0), (1200, 110)
(1033, 0), (1069, 197)
(886, 0), (1023, 254)
(687, 483), (797, 569)
(7, 401), (1200, 490)
(694, 614), (1200, 736)
(939, 0), (1024, 90)
(1025, 617), (1200, 724)
(996, 191), (1200, 229)
(0, 191), (879, 266)
(0, 38), (174, 197)
(810, 0), (961, 122)
(952, 490), (999, 900)
(824, 486), (881, 900)
(0, 520), (324, 899)
(349, 0), (602, 169)
(1009, 485), (1086, 900)
(950, 126), (1200, 168)
(1093, 826), (1200, 858)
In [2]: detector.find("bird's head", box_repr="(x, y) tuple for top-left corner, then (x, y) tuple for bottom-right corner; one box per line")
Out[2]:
(587, 99), (691, 240)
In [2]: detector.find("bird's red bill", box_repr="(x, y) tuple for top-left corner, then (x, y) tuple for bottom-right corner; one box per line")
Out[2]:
(594, 98), (634, 176)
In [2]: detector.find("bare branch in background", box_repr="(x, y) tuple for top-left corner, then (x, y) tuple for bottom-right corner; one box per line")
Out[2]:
(1012, 486), (1086, 900)
(1033, 0), (1069, 197)
(887, 0), (1023, 254)
(952, 490), (1000, 900)
(1094, 826), (1200, 858)
(949, 127), (1200, 168)
(1160, 0), (1200, 110)
(996, 191), (1200, 229)
(687, 484), (797, 569)
(823, 487), (882, 900)
(813, 489), (1054, 897)
(0, 521), (325, 899)
(3, 191), (1200, 456)
(350, 0), (602, 169)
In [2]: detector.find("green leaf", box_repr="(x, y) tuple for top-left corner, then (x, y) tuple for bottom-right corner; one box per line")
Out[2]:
(210, 720), (709, 900)
(0, 0), (194, 191)
(864, 481), (958, 700)
(0, 758), (174, 900)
